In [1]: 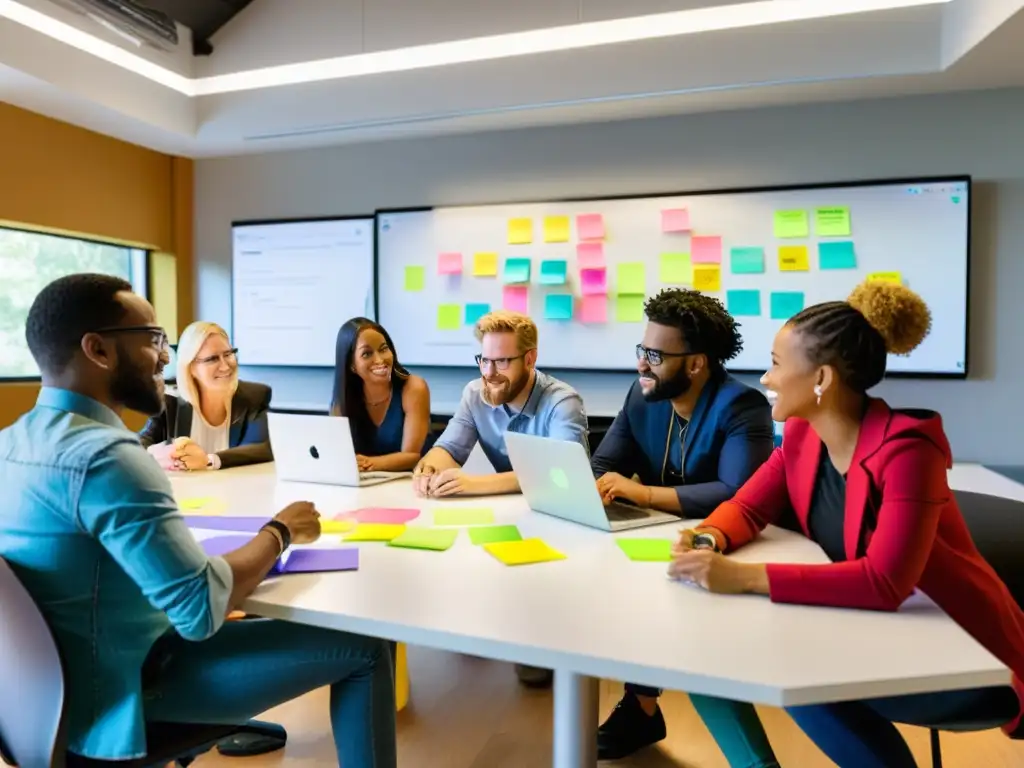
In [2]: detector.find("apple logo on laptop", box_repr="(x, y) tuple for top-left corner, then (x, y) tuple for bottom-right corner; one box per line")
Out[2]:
(309, 445), (320, 460)
(549, 467), (569, 490)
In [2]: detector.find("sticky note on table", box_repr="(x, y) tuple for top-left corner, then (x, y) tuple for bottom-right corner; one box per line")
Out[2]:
(437, 304), (461, 330)
(778, 245), (810, 272)
(576, 213), (605, 241)
(868, 271), (902, 284)
(539, 259), (568, 285)
(616, 262), (645, 295)
(818, 241), (857, 270)
(465, 303), (490, 325)
(344, 523), (406, 542)
(438, 252), (462, 274)
(815, 206), (851, 237)
(580, 295), (608, 323)
(543, 215), (570, 243)
(388, 527), (458, 552)
(774, 209), (809, 238)
(178, 496), (226, 515)
(320, 520), (357, 535)
(503, 257), (531, 284)
(508, 218), (533, 244)
(617, 538), (673, 562)
(580, 267), (607, 295)
(770, 291), (805, 320)
(473, 252), (498, 276)
(339, 508), (420, 525)
(545, 294), (574, 320)
(693, 264), (721, 292)
(503, 285), (529, 313)
(726, 289), (761, 316)
(434, 508), (495, 526)
(661, 208), (691, 233)
(730, 247), (765, 274)
(484, 538), (566, 566)
(577, 242), (605, 269)
(469, 525), (523, 545)
(404, 265), (425, 292)
(615, 295), (645, 322)
(659, 253), (692, 284)
(691, 235), (723, 264)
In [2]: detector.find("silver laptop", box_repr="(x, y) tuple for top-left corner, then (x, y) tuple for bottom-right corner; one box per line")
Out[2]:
(505, 432), (678, 532)
(267, 412), (411, 487)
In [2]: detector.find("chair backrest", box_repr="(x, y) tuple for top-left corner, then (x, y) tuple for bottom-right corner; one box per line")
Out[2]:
(0, 557), (67, 768)
(953, 490), (1024, 608)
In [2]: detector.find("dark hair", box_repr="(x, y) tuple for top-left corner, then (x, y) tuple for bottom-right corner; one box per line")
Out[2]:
(644, 288), (743, 369)
(330, 317), (409, 451)
(25, 273), (133, 375)
(788, 280), (932, 393)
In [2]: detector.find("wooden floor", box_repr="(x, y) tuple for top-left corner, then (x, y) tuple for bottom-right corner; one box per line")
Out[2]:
(185, 645), (1024, 768)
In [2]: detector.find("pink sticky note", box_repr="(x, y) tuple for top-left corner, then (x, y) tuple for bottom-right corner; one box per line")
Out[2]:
(576, 213), (605, 241)
(580, 295), (608, 323)
(503, 285), (529, 313)
(338, 508), (421, 525)
(691, 236), (723, 264)
(576, 242), (605, 269)
(438, 252), (463, 274)
(661, 209), (691, 233)
(580, 267), (607, 296)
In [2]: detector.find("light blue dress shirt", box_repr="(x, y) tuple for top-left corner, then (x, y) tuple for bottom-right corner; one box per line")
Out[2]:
(0, 388), (233, 760)
(433, 370), (589, 471)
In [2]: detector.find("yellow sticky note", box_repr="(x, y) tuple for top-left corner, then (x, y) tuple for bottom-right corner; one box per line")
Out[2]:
(484, 538), (566, 566)
(473, 252), (498, 277)
(778, 245), (810, 272)
(616, 262), (646, 295)
(868, 271), (902, 284)
(693, 265), (721, 292)
(320, 520), (356, 535)
(344, 523), (406, 542)
(404, 265), (425, 292)
(508, 218), (533, 245)
(615, 294), (645, 323)
(178, 497), (226, 515)
(774, 209), (809, 238)
(543, 216), (570, 243)
(437, 304), (461, 330)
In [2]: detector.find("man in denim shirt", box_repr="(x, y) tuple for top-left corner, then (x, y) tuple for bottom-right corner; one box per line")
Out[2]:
(0, 274), (397, 767)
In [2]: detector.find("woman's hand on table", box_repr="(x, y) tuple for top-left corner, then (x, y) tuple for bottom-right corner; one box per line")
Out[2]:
(356, 454), (375, 472)
(275, 501), (322, 545)
(668, 548), (770, 595)
(147, 442), (177, 470)
(174, 442), (209, 471)
(595, 472), (646, 506)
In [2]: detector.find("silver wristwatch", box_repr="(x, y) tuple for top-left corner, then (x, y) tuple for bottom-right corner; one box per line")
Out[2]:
(692, 532), (719, 551)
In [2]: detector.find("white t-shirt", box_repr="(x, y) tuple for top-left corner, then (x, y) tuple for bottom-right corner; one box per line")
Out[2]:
(190, 406), (231, 456)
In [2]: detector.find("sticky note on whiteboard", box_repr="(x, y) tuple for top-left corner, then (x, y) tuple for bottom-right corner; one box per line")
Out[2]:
(464, 303), (490, 325)
(615, 295), (645, 323)
(576, 242), (604, 269)
(437, 304), (461, 330)
(659, 253), (692, 284)
(580, 268), (607, 295)
(508, 218), (533, 245)
(503, 285), (529, 313)
(544, 294), (573, 320)
(867, 271), (902, 284)
(691, 236), (723, 264)
(580, 295), (607, 323)
(815, 206), (851, 236)
(539, 260), (568, 285)
(730, 247), (765, 274)
(473, 252), (498, 276)
(543, 216), (570, 243)
(693, 265), (721, 293)
(576, 213), (605, 241)
(774, 210), (809, 238)
(778, 245), (810, 272)
(726, 289), (761, 316)
(503, 258), (531, 284)
(770, 292), (805, 320)
(404, 265), (425, 291)
(438, 252), (462, 274)
(616, 263), (646, 295)
(818, 241), (857, 270)
(661, 208), (691, 233)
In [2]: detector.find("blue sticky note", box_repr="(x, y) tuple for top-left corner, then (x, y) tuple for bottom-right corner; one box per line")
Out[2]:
(465, 303), (490, 325)
(544, 294), (574, 320)
(770, 291), (805, 320)
(730, 247), (765, 274)
(539, 259), (568, 285)
(726, 289), (761, 316)
(818, 241), (857, 270)
(503, 258), (531, 284)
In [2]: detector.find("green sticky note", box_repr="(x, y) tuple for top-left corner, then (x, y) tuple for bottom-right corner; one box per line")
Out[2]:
(388, 527), (458, 551)
(774, 209), (809, 238)
(617, 539), (673, 562)
(730, 247), (765, 274)
(404, 265), (425, 292)
(539, 259), (568, 285)
(615, 294), (645, 322)
(815, 206), (851, 237)
(616, 262), (646, 295)
(770, 291), (805, 321)
(469, 525), (522, 545)
(464, 303), (490, 325)
(437, 304), (460, 330)
(659, 253), (692, 284)
(433, 508), (495, 526)
(818, 241), (857, 270)
(726, 289), (761, 316)
(503, 257), (531, 284)
(545, 294), (573, 320)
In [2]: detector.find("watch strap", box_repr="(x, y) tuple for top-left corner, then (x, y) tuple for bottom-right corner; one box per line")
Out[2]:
(261, 520), (291, 554)
(692, 532), (719, 552)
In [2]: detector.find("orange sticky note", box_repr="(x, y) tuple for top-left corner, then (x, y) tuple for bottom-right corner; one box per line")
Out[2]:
(484, 538), (566, 566)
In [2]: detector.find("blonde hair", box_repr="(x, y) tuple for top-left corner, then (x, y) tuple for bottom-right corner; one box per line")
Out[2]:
(473, 310), (538, 354)
(175, 321), (237, 405)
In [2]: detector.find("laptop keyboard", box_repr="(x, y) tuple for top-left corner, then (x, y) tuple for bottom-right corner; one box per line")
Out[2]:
(606, 501), (655, 522)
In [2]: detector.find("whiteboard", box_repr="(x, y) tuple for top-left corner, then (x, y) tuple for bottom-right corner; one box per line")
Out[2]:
(232, 217), (374, 367)
(377, 178), (970, 376)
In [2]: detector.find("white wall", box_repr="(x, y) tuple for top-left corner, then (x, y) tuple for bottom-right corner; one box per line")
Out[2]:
(195, 87), (1024, 463)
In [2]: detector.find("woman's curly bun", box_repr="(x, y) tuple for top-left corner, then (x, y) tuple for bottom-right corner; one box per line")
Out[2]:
(847, 279), (932, 355)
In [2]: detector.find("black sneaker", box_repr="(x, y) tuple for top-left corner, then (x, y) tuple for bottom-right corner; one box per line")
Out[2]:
(597, 692), (667, 760)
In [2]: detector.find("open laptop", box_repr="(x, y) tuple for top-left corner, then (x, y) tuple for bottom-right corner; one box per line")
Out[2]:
(267, 412), (411, 487)
(505, 432), (678, 532)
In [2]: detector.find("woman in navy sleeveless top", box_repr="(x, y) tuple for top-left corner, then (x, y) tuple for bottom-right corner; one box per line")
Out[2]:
(331, 317), (431, 471)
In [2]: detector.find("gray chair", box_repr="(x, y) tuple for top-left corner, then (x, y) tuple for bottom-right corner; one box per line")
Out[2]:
(0, 556), (268, 768)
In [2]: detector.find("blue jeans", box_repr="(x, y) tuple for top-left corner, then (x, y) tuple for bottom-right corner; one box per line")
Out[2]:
(142, 619), (397, 768)
(786, 686), (1019, 768)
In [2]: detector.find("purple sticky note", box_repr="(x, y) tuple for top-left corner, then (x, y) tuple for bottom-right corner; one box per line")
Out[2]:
(580, 267), (607, 296)
(692, 236), (723, 264)
(661, 208), (691, 233)
(279, 548), (359, 574)
(576, 213), (605, 241)
(503, 285), (529, 313)
(184, 516), (267, 533)
(340, 508), (421, 525)
(576, 242), (605, 270)
(200, 535), (252, 557)
(438, 252), (463, 274)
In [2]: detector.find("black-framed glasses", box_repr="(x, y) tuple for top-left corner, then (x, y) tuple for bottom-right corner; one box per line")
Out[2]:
(475, 353), (525, 371)
(195, 348), (239, 366)
(92, 325), (169, 351)
(635, 344), (698, 367)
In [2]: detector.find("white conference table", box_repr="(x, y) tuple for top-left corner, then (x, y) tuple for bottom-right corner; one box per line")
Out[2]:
(171, 462), (1021, 768)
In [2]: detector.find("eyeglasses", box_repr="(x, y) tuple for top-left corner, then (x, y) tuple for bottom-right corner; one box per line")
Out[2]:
(195, 349), (238, 367)
(635, 344), (698, 367)
(92, 325), (169, 351)
(474, 353), (527, 371)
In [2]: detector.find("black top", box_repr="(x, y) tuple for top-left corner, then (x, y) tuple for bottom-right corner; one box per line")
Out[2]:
(807, 449), (848, 562)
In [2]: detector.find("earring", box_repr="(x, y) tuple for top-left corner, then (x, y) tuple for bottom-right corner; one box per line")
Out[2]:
(813, 385), (823, 406)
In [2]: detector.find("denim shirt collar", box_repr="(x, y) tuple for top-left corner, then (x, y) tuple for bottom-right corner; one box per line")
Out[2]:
(36, 387), (128, 431)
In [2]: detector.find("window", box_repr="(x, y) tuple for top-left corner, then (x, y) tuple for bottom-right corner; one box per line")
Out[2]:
(0, 226), (148, 379)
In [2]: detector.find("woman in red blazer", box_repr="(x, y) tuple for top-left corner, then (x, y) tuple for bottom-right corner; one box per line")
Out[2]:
(668, 279), (1024, 767)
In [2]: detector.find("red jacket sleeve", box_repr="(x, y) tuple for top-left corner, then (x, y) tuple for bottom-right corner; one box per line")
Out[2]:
(767, 438), (949, 611)
(700, 446), (791, 551)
